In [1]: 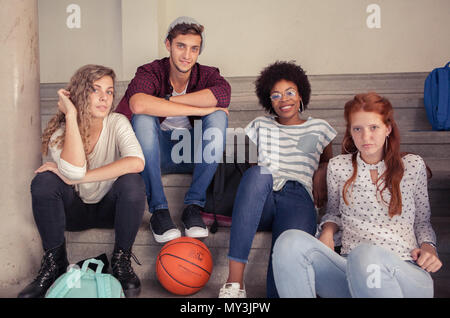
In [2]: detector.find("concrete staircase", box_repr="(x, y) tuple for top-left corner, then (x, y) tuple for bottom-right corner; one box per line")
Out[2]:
(32, 72), (450, 298)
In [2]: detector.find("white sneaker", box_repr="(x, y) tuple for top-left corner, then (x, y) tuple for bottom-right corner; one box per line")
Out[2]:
(218, 283), (246, 298)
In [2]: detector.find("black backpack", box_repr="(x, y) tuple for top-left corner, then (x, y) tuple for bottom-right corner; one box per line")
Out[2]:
(203, 136), (253, 233)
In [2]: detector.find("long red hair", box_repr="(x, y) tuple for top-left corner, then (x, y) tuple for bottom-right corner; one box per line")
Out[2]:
(341, 92), (404, 217)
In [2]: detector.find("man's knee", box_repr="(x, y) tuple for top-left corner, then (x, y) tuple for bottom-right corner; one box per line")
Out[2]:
(202, 110), (228, 131)
(132, 114), (160, 135)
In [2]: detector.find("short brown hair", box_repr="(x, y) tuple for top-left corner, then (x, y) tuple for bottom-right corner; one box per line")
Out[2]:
(166, 23), (204, 44)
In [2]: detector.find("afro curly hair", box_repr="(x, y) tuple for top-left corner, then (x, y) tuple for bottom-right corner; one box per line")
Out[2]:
(255, 61), (311, 115)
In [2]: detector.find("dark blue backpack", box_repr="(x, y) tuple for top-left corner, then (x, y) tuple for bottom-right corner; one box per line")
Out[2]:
(424, 62), (450, 130)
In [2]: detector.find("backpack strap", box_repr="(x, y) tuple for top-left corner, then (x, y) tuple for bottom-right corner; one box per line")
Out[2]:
(81, 258), (104, 273)
(94, 273), (112, 298)
(210, 162), (226, 234)
(81, 259), (112, 298)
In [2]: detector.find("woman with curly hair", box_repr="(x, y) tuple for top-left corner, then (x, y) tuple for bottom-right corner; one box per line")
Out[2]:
(272, 92), (442, 298)
(218, 61), (337, 298)
(18, 65), (146, 298)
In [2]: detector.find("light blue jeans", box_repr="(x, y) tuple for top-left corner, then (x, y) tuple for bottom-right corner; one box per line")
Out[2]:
(272, 229), (434, 298)
(131, 111), (227, 212)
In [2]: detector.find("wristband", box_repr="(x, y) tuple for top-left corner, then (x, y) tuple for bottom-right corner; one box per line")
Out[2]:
(164, 94), (171, 101)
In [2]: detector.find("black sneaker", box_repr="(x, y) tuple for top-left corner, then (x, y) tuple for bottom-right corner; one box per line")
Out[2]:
(182, 204), (209, 238)
(150, 209), (181, 243)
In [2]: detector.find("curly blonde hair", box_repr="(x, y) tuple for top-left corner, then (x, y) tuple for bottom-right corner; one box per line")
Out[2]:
(42, 65), (116, 158)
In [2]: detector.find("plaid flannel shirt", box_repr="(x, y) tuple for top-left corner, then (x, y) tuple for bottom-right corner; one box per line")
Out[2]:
(116, 57), (231, 124)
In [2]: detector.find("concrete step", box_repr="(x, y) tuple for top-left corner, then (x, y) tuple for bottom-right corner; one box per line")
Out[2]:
(3, 272), (448, 298)
(41, 103), (438, 134)
(40, 72), (434, 135)
(40, 92), (427, 114)
(65, 210), (271, 282)
(4, 213), (448, 298)
(226, 73), (428, 96)
(229, 93), (426, 111)
(62, 215), (450, 298)
(161, 169), (450, 218)
(40, 93), (428, 116)
(137, 279), (266, 298)
(227, 107), (433, 129)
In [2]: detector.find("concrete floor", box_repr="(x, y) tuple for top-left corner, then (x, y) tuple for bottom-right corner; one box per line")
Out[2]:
(3, 276), (449, 298)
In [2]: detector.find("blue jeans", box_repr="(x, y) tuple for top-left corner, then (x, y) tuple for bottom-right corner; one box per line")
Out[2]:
(272, 229), (434, 298)
(228, 166), (317, 298)
(132, 111), (227, 212)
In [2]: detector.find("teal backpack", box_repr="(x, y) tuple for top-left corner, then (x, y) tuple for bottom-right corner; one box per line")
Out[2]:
(45, 258), (125, 298)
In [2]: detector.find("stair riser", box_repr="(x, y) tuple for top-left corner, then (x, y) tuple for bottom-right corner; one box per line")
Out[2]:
(67, 242), (269, 285)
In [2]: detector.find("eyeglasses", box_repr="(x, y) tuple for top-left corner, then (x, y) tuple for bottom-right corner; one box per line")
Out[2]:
(270, 88), (298, 101)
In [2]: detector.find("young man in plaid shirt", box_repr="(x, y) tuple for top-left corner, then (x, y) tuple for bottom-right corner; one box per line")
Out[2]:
(116, 16), (231, 243)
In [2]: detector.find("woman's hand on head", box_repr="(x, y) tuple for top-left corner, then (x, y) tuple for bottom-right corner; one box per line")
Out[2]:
(411, 243), (442, 273)
(57, 89), (77, 117)
(35, 162), (75, 185)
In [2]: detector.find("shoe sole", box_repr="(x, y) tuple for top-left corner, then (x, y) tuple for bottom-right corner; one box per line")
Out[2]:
(151, 228), (181, 244)
(124, 286), (141, 298)
(183, 224), (209, 239)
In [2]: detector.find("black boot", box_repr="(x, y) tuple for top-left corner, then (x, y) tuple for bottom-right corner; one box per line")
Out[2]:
(18, 241), (69, 298)
(111, 245), (141, 298)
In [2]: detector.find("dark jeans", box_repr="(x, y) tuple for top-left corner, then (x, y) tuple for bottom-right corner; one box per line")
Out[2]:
(31, 171), (145, 251)
(228, 166), (317, 298)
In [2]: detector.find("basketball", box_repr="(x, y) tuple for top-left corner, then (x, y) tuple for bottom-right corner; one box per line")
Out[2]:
(156, 237), (213, 295)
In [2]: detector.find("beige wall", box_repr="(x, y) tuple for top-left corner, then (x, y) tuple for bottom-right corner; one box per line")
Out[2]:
(121, 0), (159, 80)
(38, 0), (123, 82)
(165, 0), (450, 76)
(39, 0), (450, 82)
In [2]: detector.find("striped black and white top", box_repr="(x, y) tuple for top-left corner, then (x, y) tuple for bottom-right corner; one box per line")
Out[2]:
(245, 116), (337, 199)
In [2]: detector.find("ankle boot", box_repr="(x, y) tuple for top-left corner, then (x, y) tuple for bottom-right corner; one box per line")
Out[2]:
(111, 245), (141, 298)
(18, 241), (69, 298)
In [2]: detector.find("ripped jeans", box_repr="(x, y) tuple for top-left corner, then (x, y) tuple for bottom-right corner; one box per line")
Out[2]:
(272, 230), (434, 298)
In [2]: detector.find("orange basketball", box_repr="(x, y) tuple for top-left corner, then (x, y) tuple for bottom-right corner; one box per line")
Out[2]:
(156, 237), (213, 295)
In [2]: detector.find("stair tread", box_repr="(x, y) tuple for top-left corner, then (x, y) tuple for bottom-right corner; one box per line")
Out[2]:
(137, 280), (266, 298)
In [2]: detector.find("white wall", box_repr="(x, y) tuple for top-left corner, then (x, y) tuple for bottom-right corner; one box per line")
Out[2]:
(38, 0), (450, 82)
